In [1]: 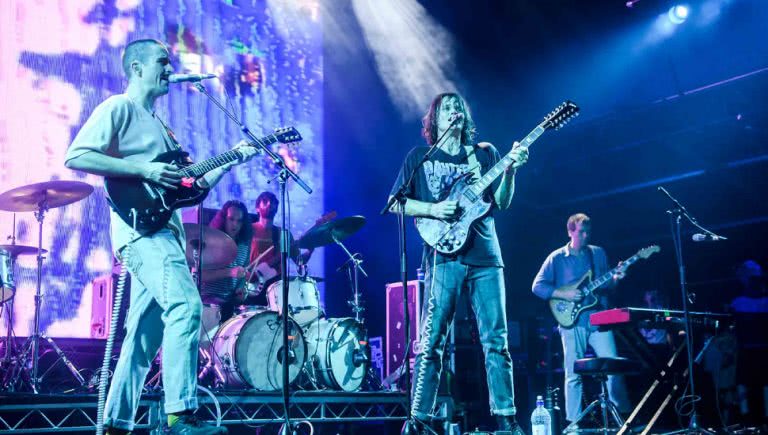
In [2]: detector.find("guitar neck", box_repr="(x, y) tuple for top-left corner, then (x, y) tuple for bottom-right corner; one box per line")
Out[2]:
(179, 134), (277, 178)
(585, 253), (642, 294)
(468, 124), (547, 196)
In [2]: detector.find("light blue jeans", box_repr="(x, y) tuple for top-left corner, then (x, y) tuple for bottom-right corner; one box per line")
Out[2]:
(411, 258), (517, 420)
(105, 229), (202, 431)
(560, 326), (630, 422)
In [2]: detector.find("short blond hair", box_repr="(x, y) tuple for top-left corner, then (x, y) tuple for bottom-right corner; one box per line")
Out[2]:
(567, 213), (591, 232)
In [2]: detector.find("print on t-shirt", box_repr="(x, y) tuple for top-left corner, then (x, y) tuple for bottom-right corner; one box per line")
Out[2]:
(423, 160), (470, 200)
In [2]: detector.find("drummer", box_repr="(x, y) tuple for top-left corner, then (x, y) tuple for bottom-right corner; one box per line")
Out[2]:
(246, 191), (313, 306)
(198, 200), (253, 342)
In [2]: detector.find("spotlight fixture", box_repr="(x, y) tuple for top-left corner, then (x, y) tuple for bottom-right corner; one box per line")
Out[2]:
(668, 4), (690, 24)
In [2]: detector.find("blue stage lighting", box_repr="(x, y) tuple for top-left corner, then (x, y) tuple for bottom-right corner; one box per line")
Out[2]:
(668, 4), (690, 24)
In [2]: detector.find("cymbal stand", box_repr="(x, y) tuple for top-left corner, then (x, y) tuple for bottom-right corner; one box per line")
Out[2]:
(333, 235), (368, 322)
(1, 215), (18, 390)
(334, 239), (384, 390)
(11, 198), (84, 392)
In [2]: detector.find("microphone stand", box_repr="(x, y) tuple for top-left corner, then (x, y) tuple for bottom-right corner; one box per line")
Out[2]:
(657, 186), (723, 435)
(380, 116), (463, 435)
(194, 82), (312, 435)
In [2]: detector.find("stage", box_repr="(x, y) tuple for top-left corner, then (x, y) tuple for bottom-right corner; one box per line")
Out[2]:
(0, 391), (454, 434)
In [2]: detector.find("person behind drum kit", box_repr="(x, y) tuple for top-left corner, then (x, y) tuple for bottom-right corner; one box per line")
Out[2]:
(246, 191), (313, 306)
(64, 39), (258, 435)
(197, 200), (253, 344)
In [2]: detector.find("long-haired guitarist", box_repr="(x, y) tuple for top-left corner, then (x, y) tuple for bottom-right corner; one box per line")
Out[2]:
(64, 39), (257, 435)
(531, 213), (630, 426)
(389, 92), (528, 434)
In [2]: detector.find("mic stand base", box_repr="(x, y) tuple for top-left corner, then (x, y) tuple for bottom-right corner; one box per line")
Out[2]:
(278, 422), (298, 435)
(659, 415), (716, 435)
(401, 417), (438, 435)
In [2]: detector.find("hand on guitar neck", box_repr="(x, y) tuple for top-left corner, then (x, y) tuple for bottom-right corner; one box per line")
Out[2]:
(551, 261), (625, 302)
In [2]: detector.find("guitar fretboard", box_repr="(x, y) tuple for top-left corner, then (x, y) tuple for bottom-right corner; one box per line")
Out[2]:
(585, 254), (641, 294)
(180, 134), (277, 178)
(468, 125), (546, 197)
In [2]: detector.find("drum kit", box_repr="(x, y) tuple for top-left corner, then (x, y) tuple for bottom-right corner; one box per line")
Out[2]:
(0, 180), (94, 393)
(0, 179), (374, 394)
(191, 214), (374, 393)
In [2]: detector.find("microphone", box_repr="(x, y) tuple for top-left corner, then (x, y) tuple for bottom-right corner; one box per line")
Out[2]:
(449, 112), (464, 123)
(692, 233), (726, 242)
(167, 73), (217, 83)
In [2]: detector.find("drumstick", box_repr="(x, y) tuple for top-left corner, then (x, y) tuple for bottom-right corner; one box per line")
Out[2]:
(244, 245), (274, 281)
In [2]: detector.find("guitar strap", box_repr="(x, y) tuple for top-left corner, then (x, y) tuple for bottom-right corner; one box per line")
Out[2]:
(154, 115), (183, 153)
(464, 145), (482, 181)
(587, 245), (595, 278)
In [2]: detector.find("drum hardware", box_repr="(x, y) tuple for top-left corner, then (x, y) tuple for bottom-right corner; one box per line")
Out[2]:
(0, 181), (93, 393)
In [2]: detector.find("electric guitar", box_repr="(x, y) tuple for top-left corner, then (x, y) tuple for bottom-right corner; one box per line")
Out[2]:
(549, 245), (660, 328)
(415, 101), (579, 254)
(105, 127), (301, 234)
(243, 210), (337, 295)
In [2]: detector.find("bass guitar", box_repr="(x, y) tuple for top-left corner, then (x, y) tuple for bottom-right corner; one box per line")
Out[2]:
(549, 245), (660, 328)
(415, 101), (579, 254)
(105, 127), (301, 234)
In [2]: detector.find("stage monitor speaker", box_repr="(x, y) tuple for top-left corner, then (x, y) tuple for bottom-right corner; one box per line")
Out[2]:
(385, 280), (422, 378)
(90, 272), (130, 340)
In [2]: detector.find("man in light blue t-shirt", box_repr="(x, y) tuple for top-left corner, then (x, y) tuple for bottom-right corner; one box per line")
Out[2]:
(65, 39), (256, 435)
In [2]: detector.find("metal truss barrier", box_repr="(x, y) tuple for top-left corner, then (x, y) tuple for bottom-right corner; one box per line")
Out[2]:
(0, 393), (160, 434)
(0, 392), (453, 433)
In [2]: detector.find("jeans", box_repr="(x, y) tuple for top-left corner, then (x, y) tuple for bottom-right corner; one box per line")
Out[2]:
(411, 257), (516, 420)
(560, 326), (630, 421)
(105, 229), (203, 431)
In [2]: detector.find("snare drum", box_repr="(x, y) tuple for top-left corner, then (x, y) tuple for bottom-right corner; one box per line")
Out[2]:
(211, 309), (306, 391)
(304, 317), (368, 392)
(266, 277), (322, 326)
(0, 250), (15, 303)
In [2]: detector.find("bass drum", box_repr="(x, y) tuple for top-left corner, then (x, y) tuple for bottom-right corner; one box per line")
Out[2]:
(212, 310), (305, 391)
(304, 318), (367, 392)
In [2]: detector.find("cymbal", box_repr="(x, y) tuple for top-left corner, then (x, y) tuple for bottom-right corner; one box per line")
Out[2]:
(0, 181), (94, 212)
(0, 244), (47, 257)
(183, 224), (238, 270)
(298, 215), (366, 249)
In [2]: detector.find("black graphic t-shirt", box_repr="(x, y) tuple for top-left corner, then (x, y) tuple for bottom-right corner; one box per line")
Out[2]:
(389, 144), (505, 267)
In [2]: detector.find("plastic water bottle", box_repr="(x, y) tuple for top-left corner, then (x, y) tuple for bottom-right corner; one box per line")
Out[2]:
(531, 395), (552, 435)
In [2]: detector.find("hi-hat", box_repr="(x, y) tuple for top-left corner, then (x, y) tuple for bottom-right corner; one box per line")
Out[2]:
(183, 224), (237, 270)
(0, 181), (93, 212)
(298, 215), (366, 249)
(0, 244), (47, 257)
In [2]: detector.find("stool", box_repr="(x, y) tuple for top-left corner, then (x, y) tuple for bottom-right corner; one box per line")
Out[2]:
(564, 357), (641, 434)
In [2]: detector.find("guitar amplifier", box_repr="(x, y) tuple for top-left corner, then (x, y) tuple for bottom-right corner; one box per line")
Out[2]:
(385, 280), (422, 378)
